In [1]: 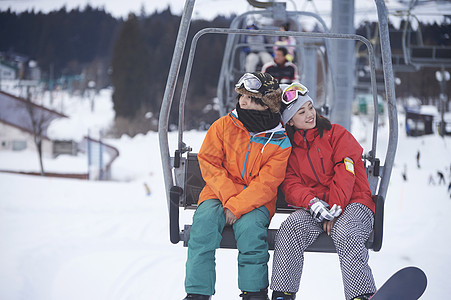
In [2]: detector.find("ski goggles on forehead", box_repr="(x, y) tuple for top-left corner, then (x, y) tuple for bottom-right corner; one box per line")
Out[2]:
(235, 73), (262, 93)
(282, 83), (309, 105)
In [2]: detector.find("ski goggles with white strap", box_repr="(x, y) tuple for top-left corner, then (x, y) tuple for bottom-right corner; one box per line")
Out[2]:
(282, 82), (309, 105)
(235, 73), (262, 93)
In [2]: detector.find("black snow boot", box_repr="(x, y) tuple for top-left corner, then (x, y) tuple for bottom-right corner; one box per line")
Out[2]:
(352, 293), (374, 300)
(182, 294), (211, 300)
(271, 291), (296, 300)
(240, 289), (270, 300)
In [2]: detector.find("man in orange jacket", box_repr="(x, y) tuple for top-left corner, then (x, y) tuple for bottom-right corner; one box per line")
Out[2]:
(183, 73), (291, 300)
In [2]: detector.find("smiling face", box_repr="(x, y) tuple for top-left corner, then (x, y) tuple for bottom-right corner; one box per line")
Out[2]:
(287, 100), (316, 130)
(238, 94), (268, 111)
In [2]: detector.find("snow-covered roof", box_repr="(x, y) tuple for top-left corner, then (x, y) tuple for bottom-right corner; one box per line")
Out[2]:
(0, 62), (17, 71)
(420, 105), (439, 116)
(0, 90), (67, 138)
(405, 104), (440, 117)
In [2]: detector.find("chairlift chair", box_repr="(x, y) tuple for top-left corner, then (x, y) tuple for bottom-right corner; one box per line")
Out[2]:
(217, 4), (335, 116)
(390, 8), (451, 71)
(159, 0), (398, 253)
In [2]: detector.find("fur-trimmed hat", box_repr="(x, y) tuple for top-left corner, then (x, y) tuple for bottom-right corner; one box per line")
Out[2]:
(235, 72), (282, 113)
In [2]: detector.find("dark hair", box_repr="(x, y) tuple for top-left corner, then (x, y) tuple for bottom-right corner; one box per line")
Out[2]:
(236, 94), (266, 108)
(285, 111), (332, 143)
(316, 113), (332, 137)
(276, 47), (288, 56)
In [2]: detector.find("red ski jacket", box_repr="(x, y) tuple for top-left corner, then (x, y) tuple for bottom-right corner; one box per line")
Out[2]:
(281, 124), (375, 213)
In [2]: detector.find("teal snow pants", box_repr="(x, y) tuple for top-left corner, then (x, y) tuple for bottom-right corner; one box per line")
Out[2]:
(185, 199), (271, 296)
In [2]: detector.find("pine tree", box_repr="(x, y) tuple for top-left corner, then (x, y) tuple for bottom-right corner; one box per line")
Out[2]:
(111, 13), (152, 119)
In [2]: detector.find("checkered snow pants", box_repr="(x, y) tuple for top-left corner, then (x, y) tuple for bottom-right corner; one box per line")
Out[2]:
(270, 203), (377, 300)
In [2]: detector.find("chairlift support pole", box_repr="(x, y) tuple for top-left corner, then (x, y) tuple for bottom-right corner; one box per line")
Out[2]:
(329, 0), (355, 130)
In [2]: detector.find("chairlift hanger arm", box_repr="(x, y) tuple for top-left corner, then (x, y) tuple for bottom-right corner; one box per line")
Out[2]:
(159, 0), (195, 209)
(162, 0), (397, 253)
(375, 0), (398, 202)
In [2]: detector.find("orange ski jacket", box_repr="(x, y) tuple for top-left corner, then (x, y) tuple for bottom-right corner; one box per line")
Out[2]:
(197, 109), (292, 219)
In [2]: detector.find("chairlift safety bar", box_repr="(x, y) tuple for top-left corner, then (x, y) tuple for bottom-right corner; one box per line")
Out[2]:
(178, 28), (380, 161)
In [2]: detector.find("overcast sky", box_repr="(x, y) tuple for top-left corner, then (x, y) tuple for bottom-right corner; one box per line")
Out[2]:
(0, 0), (249, 19)
(0, 0), (449, 26)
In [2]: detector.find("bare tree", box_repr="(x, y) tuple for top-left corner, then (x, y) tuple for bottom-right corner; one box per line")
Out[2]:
(21, 87), (58, 176)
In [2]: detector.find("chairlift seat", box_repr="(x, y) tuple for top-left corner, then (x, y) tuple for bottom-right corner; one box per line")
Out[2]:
(411, 46), (451, 61)
(176, 152), (383, 253)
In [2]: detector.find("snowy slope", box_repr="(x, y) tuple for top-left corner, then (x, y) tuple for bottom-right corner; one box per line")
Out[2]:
(0, 90), (450, 299)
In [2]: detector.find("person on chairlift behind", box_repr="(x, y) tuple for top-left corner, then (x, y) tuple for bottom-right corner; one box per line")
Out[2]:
(243, 24), (274, 72)
(262, 47), (299, 84)
(270, 82), (376, 300)
(183, 72), (291, 300)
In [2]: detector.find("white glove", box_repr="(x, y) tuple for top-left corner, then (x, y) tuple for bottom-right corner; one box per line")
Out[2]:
(309, 198), (334, 222)
(329, 204), (342, 218)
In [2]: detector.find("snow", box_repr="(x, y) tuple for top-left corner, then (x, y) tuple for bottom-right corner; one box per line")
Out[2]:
(419, 105), (439, 117)
(46, 88), (116, 141)
(1, 89), (450, 299)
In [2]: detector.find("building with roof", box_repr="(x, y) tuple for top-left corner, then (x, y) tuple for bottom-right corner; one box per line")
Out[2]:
(0, 62), (17, 81)
(404, 105), (451, 136)
(0, 90), (67, 155)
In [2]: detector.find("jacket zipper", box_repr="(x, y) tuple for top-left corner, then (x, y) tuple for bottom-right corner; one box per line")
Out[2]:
(249, 158), (257, 177)
(233, 112), (281, 179)
(304, 134), (321, 185)
(249, 134), (277, 177)
(242, 136), (252, 180)
(249, 137), (258, 177)
(318, 148), (326, 174)
(249, 152), (259, 177)
(248, 133), (281, 177)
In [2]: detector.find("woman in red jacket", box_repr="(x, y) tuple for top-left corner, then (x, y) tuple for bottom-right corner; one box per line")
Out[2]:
(270, 83), (376, 300)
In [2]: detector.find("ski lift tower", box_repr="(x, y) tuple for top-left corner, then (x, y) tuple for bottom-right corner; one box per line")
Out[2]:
(330, 0), (355, 130)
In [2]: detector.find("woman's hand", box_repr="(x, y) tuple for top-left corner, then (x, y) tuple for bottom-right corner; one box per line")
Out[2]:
(323, 218), (337, 235)
(225, 208), (237, 225)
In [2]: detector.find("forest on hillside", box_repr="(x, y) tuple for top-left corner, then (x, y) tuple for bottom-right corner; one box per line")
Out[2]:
(0, 6), (450, 135)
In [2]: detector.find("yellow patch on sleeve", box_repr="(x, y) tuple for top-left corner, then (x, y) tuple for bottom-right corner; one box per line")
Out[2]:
(344, 157), (355, 175)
